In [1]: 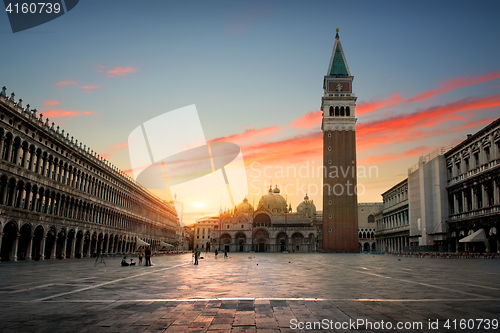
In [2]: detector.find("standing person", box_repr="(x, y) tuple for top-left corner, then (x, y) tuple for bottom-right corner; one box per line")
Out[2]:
(224, 249), (228, 258)
(215, 249), (218, 259)
(194, 250), (199, 265)
(145, 247), (151, 266)
(138, 251), (143, 266)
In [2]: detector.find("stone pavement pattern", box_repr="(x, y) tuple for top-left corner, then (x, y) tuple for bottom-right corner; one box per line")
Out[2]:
(0, 253), (499, 332)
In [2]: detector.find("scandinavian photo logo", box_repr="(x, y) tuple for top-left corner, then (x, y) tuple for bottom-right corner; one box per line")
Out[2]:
(128, 105), (248, 215)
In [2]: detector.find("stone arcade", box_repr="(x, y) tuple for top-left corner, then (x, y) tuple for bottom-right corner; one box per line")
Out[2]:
(0, 87), (180, 261)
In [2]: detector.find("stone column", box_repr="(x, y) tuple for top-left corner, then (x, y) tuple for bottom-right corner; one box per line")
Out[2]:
(40, 236), (46, 260)
(472, 188), (477, 210)
(26, 236), (33, 260)
(10, 234), (19, 262)
(50, 237), (57, 259)
(481, 183), (486, 209)
(24, 190), (31, 210)
(90, 239), (99, 253)
(15, 145), (22, 165)
(86, 240), (91, 258)
(47, 160), (53, 178)
(462, 190), (467, 212)
(70, 238), (76, 259)
(78, 238), (84, 257)
(2, 185), (8, 205)
(35, 153), (41, 174)
(61, 236), (68, 259)
(493, 179), (499, 206)
(454, 192), (459, 214)
(0, 137), (4, 159)
(21, 147), (27, 167)
(27, 151), (34, 171)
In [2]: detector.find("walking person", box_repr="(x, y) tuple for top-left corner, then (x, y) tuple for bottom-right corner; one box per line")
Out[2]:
(138, 251), (143, 266)
(194, 250), (199, 265)
(215, 249), (218, 259)
(145, 247), (151, 266)
(224, 249), (228, 258)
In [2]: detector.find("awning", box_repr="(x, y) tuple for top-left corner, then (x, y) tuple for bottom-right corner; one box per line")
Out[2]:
(136, 238), (150, 246)
(160, 241), (174, 248)
(459, 229), (487, 243)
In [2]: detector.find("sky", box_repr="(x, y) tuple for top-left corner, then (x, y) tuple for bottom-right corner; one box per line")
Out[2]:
(1, 0), (500, 225)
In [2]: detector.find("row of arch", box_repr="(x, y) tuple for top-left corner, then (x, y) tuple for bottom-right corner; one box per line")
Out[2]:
(0, 220), (160, 261)
(359, 242), (376, 252)
(359, 231), (375, 239)
(0, 175), (163, 235)
(0, 129), (176, 223)
(216, 229), (317, 252)
(328, 106), (351, 117)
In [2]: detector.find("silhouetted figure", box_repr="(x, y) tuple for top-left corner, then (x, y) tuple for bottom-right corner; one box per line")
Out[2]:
(145, 247), (152, 266)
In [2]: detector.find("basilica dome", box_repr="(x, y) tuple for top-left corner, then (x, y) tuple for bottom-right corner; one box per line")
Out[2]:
(257, 186), (287, 213)
(235, 197), (253, 215)
(297, 194), (316, 218)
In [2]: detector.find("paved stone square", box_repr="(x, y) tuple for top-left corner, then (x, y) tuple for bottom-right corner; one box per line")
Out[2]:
(0, 253), (499, 332)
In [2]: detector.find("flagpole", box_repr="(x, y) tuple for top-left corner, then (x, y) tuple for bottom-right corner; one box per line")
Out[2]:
(252, 196), (254, 252)
(285, 195), (288, 252)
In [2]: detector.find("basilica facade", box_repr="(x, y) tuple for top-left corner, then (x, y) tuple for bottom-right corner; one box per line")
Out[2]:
(0, 87), (180, 261)
(207, 186), (319, 253)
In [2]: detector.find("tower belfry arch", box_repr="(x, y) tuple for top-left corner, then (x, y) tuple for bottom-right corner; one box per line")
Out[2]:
(321, 30), (359, 251)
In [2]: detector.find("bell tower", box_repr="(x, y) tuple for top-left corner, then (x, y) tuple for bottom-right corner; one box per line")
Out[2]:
(321, 29), (358, 251)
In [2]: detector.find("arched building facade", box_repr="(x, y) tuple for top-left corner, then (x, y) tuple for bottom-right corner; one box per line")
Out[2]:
(0, 87), (179, 261)
(209, 186), (320, 253)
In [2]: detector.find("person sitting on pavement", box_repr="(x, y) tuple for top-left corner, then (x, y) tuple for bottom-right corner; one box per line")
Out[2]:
(121, 256), (130, 266)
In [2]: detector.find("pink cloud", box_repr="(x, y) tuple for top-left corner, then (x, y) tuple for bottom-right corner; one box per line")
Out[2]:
(357, 94), (500, 150)
(356, 70), (500, 116)
(228, 6), (267, 36)
(407, 71), (500, 103)
(359, 146), (429, 165)
(79, 85), (101, 93)
(55, 80), (76, 88)
(42, 109), (94, 118)
(211, 125), (281, 145)
(106, 66), (138, 77)
(357, 92), (404, 116)
(100, 142), (129, 160)
(290, 111), (323, 129)
(43, 100), (60, 106)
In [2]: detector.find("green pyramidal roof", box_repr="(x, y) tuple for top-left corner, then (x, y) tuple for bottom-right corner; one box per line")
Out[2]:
(329, 43), (349, 76)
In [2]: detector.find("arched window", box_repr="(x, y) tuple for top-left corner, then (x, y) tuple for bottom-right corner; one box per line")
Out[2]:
(340, 106), (345, 116)
(346, 106), (350, 116)
(335, 106), (339, 116)
(329, 106), (333, 116)
(368, 214), (375, 223)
